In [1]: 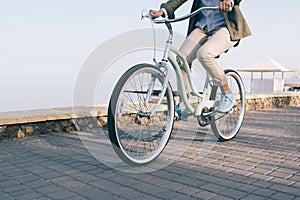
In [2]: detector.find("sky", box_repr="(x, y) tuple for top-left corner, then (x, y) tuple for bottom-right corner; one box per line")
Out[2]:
(0, 0), (300, 112)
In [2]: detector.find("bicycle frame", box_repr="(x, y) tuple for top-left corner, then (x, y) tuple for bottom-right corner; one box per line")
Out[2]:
(142, 7), (220, 117)
(156, 45), (218, 117)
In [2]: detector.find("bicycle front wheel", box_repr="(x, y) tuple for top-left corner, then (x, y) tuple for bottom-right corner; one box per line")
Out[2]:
(210, 69), (246, 141)
(108, 64), (175, 165)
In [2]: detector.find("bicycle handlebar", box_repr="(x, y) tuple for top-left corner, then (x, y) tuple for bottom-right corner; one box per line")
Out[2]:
(142, 6), (219, 24)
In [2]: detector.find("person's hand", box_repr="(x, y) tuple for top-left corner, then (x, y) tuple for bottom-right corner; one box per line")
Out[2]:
(219, 0), (232, 12)
(149, 9), (164, 18)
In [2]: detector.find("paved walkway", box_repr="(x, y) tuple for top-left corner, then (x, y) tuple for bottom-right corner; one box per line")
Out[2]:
(0, 107), (299, 200)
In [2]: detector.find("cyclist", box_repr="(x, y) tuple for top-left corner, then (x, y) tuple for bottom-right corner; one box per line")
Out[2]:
(150, 0), (251, 114)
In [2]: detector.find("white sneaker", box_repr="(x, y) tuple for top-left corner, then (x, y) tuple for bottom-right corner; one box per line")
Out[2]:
(174, 103), (188, 121)
(218, 93), (235, 113)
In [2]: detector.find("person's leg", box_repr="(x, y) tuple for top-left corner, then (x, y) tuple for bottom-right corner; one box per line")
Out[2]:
(196, 27), (237, 93)
(177, 28), (207, 101)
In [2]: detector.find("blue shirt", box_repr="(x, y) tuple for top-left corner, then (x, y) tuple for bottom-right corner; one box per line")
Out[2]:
(195, 0), (226, 32)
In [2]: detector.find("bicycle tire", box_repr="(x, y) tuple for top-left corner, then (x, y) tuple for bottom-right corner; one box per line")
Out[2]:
(108, 64), (175, 165)
(210, 69), (246, 141)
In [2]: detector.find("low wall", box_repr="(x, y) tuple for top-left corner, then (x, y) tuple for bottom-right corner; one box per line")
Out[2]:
(245, 92), (300, 111)
(0, 92), (299, 140)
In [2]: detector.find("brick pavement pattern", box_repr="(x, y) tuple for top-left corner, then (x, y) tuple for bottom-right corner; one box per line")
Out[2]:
(0, 107), (299, 200)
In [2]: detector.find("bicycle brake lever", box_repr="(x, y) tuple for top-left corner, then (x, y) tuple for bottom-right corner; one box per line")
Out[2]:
(141, 10), (149, 20)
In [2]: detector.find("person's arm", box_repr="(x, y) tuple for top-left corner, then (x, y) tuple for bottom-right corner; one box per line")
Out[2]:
(160, 0), (188, 18)
(149, 0), (187, 19)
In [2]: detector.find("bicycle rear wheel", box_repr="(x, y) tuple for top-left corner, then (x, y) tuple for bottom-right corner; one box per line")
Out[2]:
(108, 64), (175, 165)
(210, 69), (246, 141)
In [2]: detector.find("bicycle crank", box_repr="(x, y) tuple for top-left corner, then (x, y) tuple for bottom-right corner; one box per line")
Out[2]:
(197, 107), (214, 127)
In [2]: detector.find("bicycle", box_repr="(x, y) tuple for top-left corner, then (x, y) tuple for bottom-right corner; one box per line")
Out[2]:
(107, 7), (246, 165)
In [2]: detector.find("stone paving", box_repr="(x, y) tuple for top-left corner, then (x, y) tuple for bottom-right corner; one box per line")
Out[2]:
(0, 107), (299, 200)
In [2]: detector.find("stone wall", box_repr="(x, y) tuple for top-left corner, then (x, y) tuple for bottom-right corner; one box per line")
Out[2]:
(0, 93), (299, 140)
(0, 116), (107, 140)
(245, 94), (300, 111)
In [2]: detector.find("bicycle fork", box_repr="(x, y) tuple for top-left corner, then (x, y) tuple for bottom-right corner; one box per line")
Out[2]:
(140, 62), (171, 118)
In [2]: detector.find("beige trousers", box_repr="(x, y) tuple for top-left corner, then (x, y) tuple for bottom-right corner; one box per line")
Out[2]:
(178, 27), (237, 97)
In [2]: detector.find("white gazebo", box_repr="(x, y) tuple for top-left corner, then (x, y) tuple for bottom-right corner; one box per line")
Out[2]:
(238, 59), (295, 93)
